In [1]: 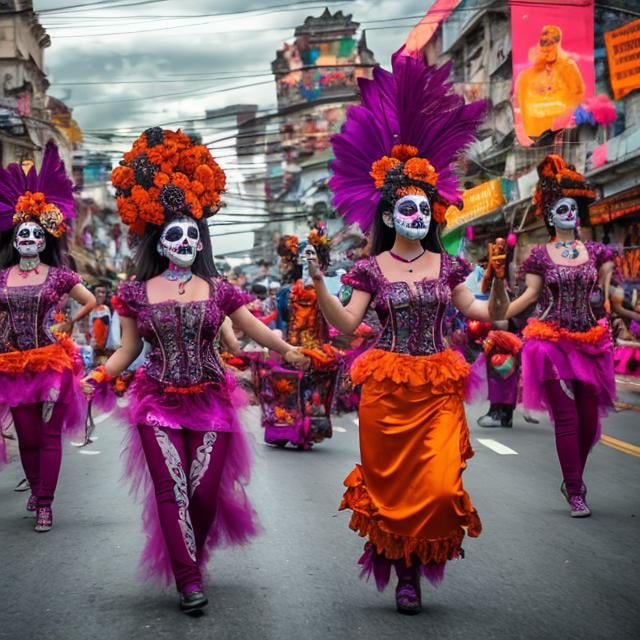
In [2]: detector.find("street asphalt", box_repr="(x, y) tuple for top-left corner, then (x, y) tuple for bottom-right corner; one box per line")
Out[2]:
(0, 400), (638, 640)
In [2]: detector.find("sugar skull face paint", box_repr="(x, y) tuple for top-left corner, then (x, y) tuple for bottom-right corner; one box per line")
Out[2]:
(391, 195), (431, 241)
(14, 222), (46, 257)
(157, 217), (202, 268)
(549, 197), (578, 231)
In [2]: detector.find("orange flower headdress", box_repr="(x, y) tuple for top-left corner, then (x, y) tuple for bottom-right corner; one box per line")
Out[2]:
(112, 128), (226, 234)
(531, 155), (596, 222)
(0, 142), (75, 238)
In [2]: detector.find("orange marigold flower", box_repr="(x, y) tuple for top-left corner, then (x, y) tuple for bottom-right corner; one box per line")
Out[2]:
(191, 180), (205, 196)
(391, 144), (419, 161)
(274, 406), (294, 425)
(112, 166), (135, 190)
(116, 196), (138, 224)
(153, 171), (170, 188)
(131, 185), (150, 206)
(272, 378), (294, 395)
(404, 157), (438, 186)
(171, 172), (191, 191)
(370, 156), (401, 189)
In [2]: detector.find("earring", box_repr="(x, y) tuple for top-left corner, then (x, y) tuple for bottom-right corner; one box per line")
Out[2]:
(382, 213), (394, 229)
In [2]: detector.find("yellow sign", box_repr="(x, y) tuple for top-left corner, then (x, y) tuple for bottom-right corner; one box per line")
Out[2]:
(605, 18), (640, 101)
(445, 178), (506, 231)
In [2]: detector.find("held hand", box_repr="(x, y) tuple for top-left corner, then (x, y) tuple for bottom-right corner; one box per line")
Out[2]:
(80, 375), (97, 397)
(284, 347), (310, 370)
(305, 256), (322, 282)
(50, 320), (74, 336)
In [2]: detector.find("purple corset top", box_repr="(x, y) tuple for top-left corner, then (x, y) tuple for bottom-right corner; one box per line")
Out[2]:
(341, 254), (470, 357)
(0, 267), (80, 352)
(114, 277), (251, 388)
(521, 242), (614, 333)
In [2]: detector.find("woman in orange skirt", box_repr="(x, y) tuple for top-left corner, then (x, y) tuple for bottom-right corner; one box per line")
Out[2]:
(306, 53), (500, 614)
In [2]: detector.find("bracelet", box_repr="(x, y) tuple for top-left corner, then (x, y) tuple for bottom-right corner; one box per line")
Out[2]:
(85, 365), (113, 388)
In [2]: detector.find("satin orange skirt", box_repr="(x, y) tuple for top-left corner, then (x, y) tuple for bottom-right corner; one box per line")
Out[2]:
(340, 349), (481, 567)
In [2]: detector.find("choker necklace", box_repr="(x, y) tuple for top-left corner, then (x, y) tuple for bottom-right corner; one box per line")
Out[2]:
(162, 265), (193, 295)
(18, 256), (41, 278)
(555, 239), (580, 260)
(389, 249), (425, 273)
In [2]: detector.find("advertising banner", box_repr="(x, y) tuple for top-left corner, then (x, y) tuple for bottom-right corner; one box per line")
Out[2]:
(445, 178), (506, 232)
(510, 0), (595, 146)
(605, 18), (640, 100)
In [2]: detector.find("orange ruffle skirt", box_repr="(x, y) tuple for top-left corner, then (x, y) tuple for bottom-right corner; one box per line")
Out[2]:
(340, 349), (481, 566)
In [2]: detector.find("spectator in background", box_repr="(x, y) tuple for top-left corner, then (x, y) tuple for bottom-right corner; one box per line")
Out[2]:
(89, 286), (112, 365)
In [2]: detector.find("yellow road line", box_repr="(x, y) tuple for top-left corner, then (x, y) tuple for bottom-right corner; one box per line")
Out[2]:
(600, 434), (640, 458)
(615, 401), (640, 413)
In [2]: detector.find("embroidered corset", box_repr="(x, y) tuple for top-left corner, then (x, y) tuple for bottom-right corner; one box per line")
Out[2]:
(114, 278), (250, 387)
(341, 254), (469, 357)
(521, 242), (614, 333)
(0, 267), (80, 352)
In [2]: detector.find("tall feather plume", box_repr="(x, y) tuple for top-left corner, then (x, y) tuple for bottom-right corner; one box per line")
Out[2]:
(0, 141), (75, 232)
(330, 52), (488, 232)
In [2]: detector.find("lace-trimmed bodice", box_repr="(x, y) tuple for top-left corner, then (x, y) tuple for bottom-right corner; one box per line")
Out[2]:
(521, 241), (614, 333)
(114, 277), (250, 387)
(341, 254), (470, 356)
(0, 266), (80, 352)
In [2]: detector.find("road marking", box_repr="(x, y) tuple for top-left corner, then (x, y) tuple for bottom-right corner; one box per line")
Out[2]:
(477, 438), (518, 455)
(333, 426), (347, 433)
(600, 435), (640, 458)
(614, 401), (640, 414)
(93, 411), (113, 425)
(78, 449), (101, 455)
(352, 417), (359, 426)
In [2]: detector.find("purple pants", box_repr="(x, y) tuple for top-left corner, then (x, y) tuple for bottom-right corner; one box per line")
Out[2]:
(542, 380), (599, 496)
(138, 424), (230, 591)
(10, 402), (64, 508)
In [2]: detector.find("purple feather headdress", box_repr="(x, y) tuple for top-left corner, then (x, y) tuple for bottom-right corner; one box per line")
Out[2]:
(329, 52), (488, 232)
(0, 141), (76, 237)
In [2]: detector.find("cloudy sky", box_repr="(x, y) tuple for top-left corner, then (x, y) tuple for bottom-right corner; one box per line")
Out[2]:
(34, 0), (434, 254)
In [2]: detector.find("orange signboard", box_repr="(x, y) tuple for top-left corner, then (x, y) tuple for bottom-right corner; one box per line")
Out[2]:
(445, 179), (506, 231)
(605, 18), (640, 100)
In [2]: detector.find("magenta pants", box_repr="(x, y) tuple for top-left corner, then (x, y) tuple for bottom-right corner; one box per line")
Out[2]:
(138, 424), (230, 591)
(10, 402), (65, 508)
(542, 379), (599, 496)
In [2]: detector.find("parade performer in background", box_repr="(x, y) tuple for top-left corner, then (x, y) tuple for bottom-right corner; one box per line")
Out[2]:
(89, 285), (112, 365)
(490, 155), (615, 518)
(306, 52), (500, 614)
(258, 224), (340, 449)
(85, 128), (306, 613)
(0, 142), (96, 532)
(610, 282), (640, 377)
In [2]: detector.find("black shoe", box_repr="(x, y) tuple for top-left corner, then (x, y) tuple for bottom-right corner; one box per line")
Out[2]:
(179, 589), (208, 613)
(478, 404), (501, 428)
(499, 405), (514, 428)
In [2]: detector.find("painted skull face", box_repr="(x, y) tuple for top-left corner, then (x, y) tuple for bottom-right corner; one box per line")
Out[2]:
(157, 218), (202, 268)
(14, 221), (46, 257)
(392, 195), (431, 241)
(550, 197), (578, 230)
(297, 241), (317, 265)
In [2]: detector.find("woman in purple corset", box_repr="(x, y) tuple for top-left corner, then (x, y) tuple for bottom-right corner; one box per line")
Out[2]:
(492, 155), (615, 518)
(0, 143), (96, 532)
(85, 129), (306, 613)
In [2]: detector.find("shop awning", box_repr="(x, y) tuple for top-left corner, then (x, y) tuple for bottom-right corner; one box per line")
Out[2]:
(589, 186), (640, 225)
(443, 178), (507, 234)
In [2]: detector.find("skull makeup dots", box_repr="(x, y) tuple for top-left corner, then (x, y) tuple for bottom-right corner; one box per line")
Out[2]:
(14, 221), (46, 257)
(390, 195), (432, 241)
(297, 240), (317, 266)
(549, 197), (579, 231)
(157, 217), (202, 268)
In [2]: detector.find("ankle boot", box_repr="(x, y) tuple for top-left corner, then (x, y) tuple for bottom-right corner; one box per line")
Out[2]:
(500, 404), (514, 428)
(395, 563), (422, 615)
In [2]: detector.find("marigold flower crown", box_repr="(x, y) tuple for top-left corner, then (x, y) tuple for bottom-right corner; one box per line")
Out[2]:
(112, 128), (226, 234)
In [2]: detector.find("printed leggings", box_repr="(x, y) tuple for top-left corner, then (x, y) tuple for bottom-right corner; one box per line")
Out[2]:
(10, 402), (65, 508)
(542, 380), (599, 496)
(138, 425), (230, 591)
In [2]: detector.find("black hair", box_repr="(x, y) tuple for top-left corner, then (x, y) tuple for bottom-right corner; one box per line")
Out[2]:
(133, 217), (219, 281)
(0, 224), (68, 269)
(369, 198), (443, 256)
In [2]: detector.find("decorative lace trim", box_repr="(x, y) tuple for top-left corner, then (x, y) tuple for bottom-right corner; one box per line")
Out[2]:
(189, 432), (217, 498)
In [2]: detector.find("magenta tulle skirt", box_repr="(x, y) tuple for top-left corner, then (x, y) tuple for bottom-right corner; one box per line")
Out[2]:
(614, 343), (640, 377)
(0, 365), (86, 468)
(120, 370), (260, 584)
(124, 370), (249, 432)
(521, 331), (616, 420)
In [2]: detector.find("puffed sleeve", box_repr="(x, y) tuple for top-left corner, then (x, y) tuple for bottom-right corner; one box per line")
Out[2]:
(520, 246), (546, 277)
(447, 255), (472, 290)
(587, 242), (617, 269)
(216, 278), (253, 316)
(56, 267), (81, 294)
(112, 281), (140, 319)
(341, 258), (378, 294)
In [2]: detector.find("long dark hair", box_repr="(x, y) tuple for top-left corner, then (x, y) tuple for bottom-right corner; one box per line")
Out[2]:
(369, 199), (443, 256)
(0, 225), (68, 269)
(133, 217), (220, 281)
